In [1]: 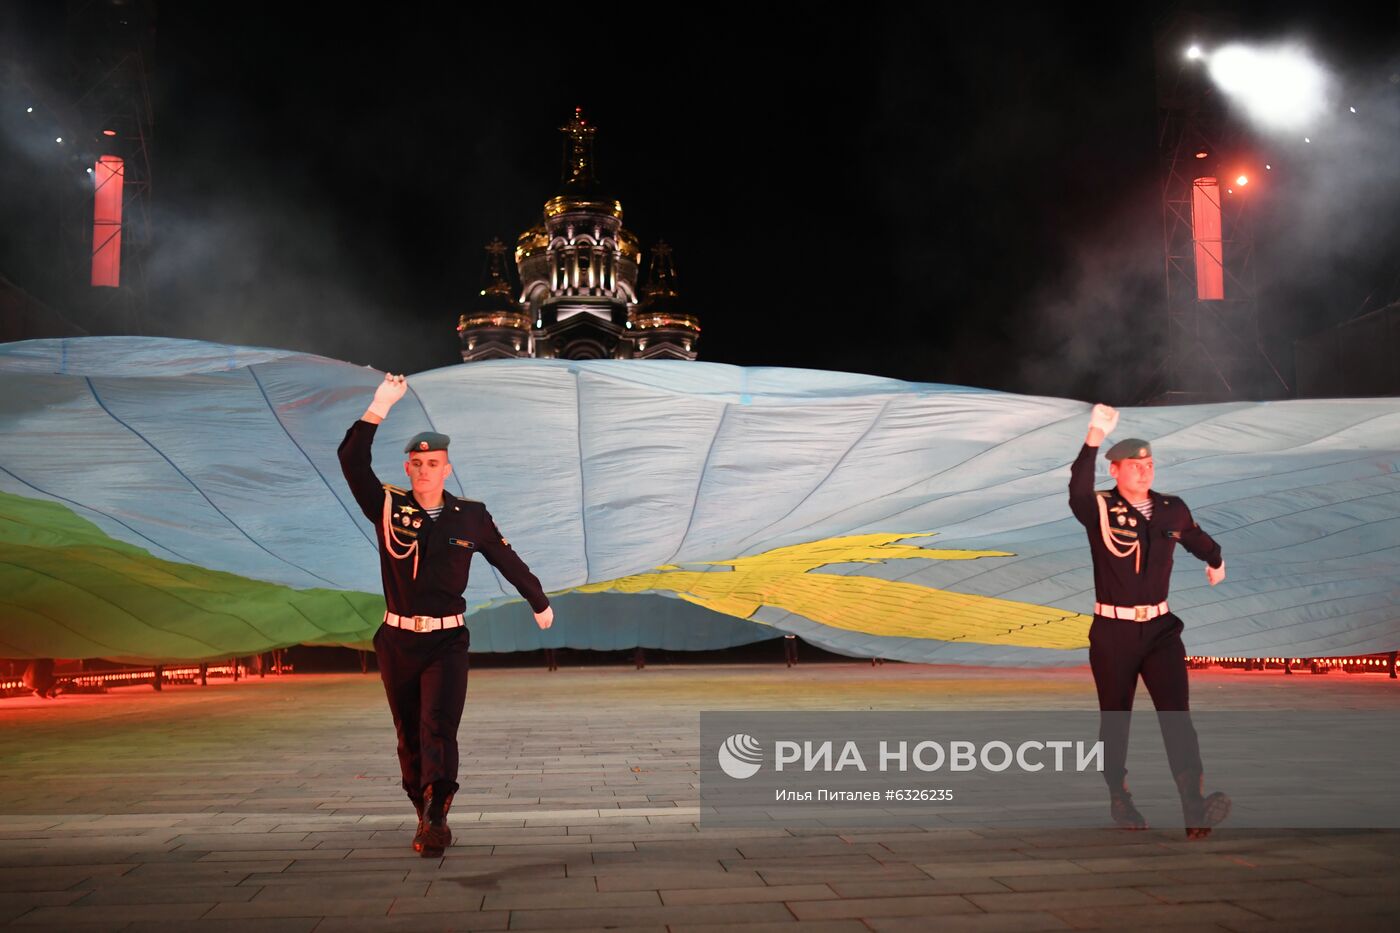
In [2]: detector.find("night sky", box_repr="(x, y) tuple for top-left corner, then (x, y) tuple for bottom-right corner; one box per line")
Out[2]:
(3, 3), (1397, 402)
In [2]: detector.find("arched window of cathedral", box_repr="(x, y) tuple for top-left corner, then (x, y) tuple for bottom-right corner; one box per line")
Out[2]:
(565, 340), (606, 360)
(600, 242), (615, 292)
(549, 238), (568, 290)
(524, 282), (550, 318)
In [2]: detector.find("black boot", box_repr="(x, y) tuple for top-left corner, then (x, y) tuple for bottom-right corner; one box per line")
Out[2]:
(410, 794), (427, 853)
(1175, 770), (1230, 840)
(1109, 783), (1148, 830)
(420, 784), (454, 858)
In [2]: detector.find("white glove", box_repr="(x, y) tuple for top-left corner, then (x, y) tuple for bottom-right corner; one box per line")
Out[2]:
(534, 605), (554, 630)
(1206, 561), (1226, 586)
(1089, 403), (1120, 436)
(367, 374), (408, 418)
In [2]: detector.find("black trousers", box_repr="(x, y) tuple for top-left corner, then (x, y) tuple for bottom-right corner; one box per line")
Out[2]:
(372, 622), (470, 802)
(1088, 612), (1203, 789)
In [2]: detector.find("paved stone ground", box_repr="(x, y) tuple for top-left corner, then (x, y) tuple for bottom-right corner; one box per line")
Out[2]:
(1, 663), (1397, 931)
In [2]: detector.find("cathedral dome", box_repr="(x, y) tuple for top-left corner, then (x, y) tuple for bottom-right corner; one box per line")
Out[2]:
(516, 223), (549, 265)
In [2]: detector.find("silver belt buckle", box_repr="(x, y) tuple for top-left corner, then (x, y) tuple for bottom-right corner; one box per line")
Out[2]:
(1134, 605), (1149, 622)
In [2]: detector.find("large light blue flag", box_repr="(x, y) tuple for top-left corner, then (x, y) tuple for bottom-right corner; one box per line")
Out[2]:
(1, 337), (1396, 665)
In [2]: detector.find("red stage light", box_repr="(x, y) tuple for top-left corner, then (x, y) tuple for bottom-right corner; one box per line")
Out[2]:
(92, 155), (124, 288)
(1191, 177), (1224, 300)
(102, 129), (117, 137)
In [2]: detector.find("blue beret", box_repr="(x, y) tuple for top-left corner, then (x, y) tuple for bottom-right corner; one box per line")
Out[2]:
(1105, 438), (1152, 462)
(404, 431), (450, 454)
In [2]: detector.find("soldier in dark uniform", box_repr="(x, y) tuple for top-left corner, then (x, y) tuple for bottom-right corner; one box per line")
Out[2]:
(1068, 404), (1231, 839)
(338, 373), (554, 857)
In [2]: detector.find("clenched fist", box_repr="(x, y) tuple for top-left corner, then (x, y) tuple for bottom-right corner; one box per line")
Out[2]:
(1206, 562), (1226, 586)
(368, 373), (408, 419)
(534, 605), (554, 630)
(1089, 404), (1120, 436)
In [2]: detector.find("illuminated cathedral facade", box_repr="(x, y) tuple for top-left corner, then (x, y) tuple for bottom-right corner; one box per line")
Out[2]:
(458, 111), (701, 362)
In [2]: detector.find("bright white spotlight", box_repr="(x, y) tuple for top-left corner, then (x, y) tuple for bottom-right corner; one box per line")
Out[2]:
(1265, 163), (1272, 170)
(1186, 45), (1204, 60)
(55, 136), (62, 143)
(1349, 106), (1356, 113)
(26, 106), (33, 113)
(1236, 174), (1249, 185)
(1207, 42), (1331, 132)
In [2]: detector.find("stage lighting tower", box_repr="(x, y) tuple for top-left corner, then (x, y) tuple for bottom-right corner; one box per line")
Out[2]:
(1145, 18), (1290, 404)
(57, 0), (157, 335)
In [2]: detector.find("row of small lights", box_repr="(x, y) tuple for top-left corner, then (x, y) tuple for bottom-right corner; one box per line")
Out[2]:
(1, 663), (289, 692)
(1189, 656), (1395, 668)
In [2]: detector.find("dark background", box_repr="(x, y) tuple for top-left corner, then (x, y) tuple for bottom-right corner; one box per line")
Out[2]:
(2, 2), (1397, 401)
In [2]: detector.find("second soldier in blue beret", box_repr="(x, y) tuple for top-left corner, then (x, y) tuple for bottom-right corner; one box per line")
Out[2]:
(1069, 404), (1230, 839)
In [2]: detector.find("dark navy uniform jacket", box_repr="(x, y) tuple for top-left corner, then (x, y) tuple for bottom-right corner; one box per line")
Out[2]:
(1068, 443), (1222, 608)
(338, 419), (550, 618)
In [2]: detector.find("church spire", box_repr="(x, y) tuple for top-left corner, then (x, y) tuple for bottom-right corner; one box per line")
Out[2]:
(642, 241), (679, 300)
(457, 238), (531, 362)
(479, 237), (514, 306)
(631, 240), (700, 360)
(559, 107), (601, 195)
